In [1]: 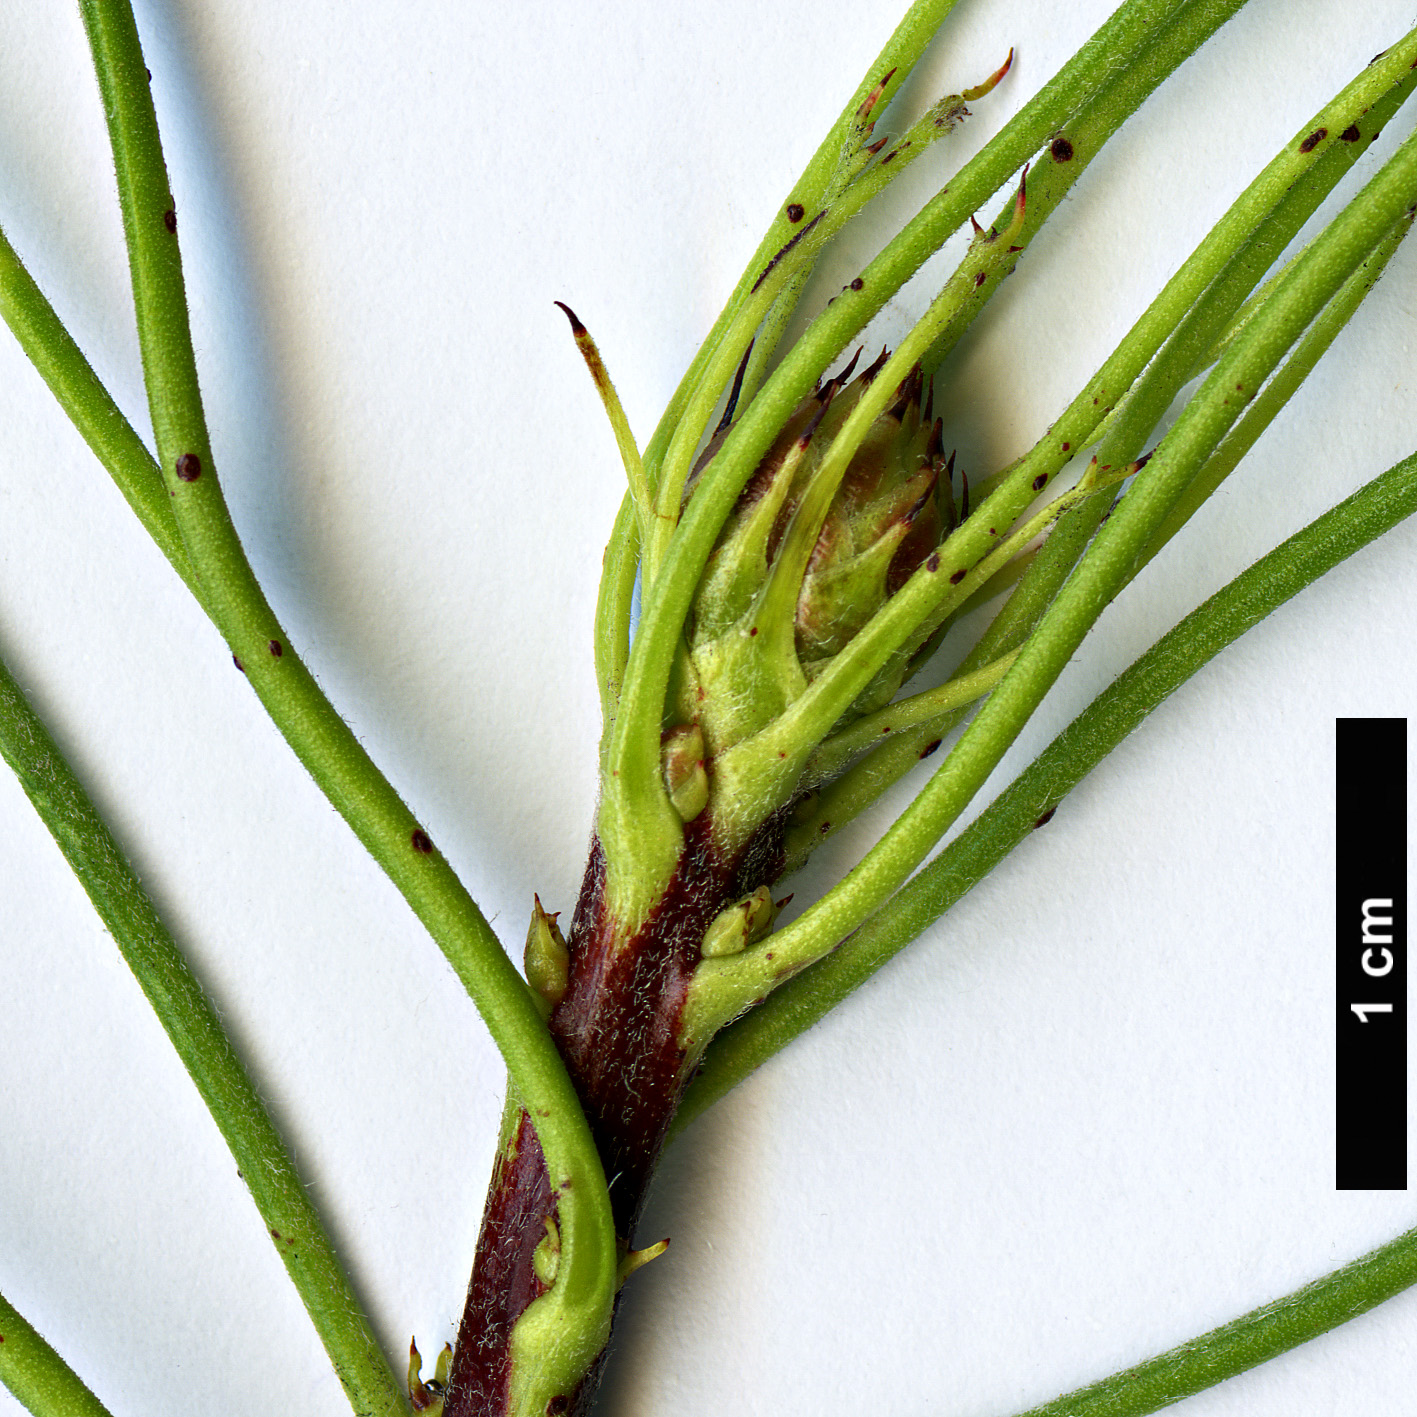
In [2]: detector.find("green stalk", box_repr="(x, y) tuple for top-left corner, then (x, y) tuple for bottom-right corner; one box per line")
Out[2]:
(0, 223), (197, 601)
(1140, 207), (1416, 569)
(588, 0), (970, 716)
(0, 1289), (113, 1417)
(684, 124), (1417, 1042)
(75, 0), (615, 1400)
(601, 0), (1251, 927)
(0, 653), (409, 1417)
(676, 443), (1417, 1131)
(636, 0), (968, 490)
(781, 32), (1417, 860)
(1009, 1227), (1417, 1417)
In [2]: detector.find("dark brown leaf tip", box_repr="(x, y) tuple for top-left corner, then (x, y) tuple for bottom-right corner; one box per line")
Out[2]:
(411, 828), (434, 855)
(1050, 136), (1074, 162)
(553, 301), (587, 338)
(1299, 127), (1327, 154)
(175, 452), (202, 482)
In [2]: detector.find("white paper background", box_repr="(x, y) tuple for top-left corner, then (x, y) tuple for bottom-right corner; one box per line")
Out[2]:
(0, 1), (1414, 1414)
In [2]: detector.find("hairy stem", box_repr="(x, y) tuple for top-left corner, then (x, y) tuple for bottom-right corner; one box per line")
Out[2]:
(0, 651), (409, 1417)
(0, 1289), (113, 1417)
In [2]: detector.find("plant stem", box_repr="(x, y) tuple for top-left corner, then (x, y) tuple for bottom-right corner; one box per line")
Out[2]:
(782, 38), (1417, 860)
(75, 0), (616, 1404)
(1010, 1227), (1417, 1417)
(687, 88), (1417, 1038)
(602, 0), (1252, 926)
(0, 223), (198, 601)
(0, 651), (409, 1417)
(0, 1289), (113, 1417)
(0, 1292), (111, 1417)
(676, 442), (1417, 1130)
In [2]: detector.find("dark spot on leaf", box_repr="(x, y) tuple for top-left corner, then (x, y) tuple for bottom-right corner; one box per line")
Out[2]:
(949, 568), (966, 585)
(1034, 807), (1057, 828)
(1050, 136), (1074, 162)
(547, 1400), (570, 1416)
(411, 829), (434, 854)
(1299, 127), (1327, 153)
(1341, 125), (1361, 142)
(920, 739), (943, 759)
(850, 277), (864, 291)
(163, 208), (177, 233)
(819, 821), (832, 834)
(270, 1229), (281, 1240)
(175, 452), (201, 481)
(926, 552), (941, 572)
(1061, 442), (1070, 451)
(232, 654), (245, 673)
(268, 639), (283, 657)
(786, 203), (805, 222)
(1032, 473), (1047, 491)
(749, 625), (759, 636)
(974, 271), (987, 288)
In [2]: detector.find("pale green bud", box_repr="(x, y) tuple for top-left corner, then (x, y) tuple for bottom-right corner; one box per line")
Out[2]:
(700, 884), (776, 958)
(524, 895), (569, 1018)
(662, 722), (709, 821)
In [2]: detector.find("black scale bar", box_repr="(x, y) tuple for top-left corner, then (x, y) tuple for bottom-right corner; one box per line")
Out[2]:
(1335, 717), (1407, 1191)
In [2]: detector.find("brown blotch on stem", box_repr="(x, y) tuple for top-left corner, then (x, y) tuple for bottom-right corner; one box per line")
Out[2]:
(926, 552), (941, 572)
(1050, 136), (1074, 162)
(268, 639), (283, 657)
(175, 452), (202, 481)
(1032, 473), (1048, 491)
(920, 739), (943, 759)
(1034, 807), (1057, 829)
(849, 277), (864, 291)
(1299, 127), (1327, 153)
(786, 202), (805, 222)
(232, 654), (245, 673)
(162, 208), (177, 233)
(751, 210), (824, 294)
(411, 829), (434, 854)
(974, 271), (987, 288)
(948, 568), (966, 585)
(1340, 125), (1361, 143)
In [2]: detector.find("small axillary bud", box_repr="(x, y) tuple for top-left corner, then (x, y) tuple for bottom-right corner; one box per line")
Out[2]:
(661, 722), (709, 822)
(524, 895), (569, 1019)
(532, 1216), (561, 1288)
(700, 884), (776, 958)
(407, 1337), (452, 1413)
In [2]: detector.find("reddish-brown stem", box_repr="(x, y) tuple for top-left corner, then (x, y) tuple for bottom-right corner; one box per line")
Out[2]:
(442, 815), (786, 1416)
